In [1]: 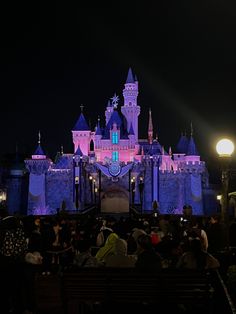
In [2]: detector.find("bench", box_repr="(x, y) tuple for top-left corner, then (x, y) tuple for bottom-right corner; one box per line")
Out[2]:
(62, 268), (214, 313)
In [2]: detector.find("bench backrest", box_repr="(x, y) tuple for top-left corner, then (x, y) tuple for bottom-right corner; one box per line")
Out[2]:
(62, 268), (213, 307)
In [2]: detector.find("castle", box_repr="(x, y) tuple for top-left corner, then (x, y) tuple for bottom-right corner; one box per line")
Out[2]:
(22, 68), (210, 215)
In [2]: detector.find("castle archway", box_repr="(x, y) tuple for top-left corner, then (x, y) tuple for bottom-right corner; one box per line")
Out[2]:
(101, 185), (129, 213)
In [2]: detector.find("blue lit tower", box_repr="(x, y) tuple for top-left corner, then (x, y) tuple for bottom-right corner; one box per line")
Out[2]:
(25, 132), (51, 214)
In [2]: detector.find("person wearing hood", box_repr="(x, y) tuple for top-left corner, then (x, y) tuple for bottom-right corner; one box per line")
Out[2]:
(105, 238), (135, 267)
(95, 233), (119, 263)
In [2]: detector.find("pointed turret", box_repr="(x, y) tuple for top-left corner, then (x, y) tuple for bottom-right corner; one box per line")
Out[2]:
(126, 67), (135, 83)
(121, 68), (140, 141)
(187, 122), (199, 156)
(148, 108), (153, 144)
(176, 132), (188, 154)
(73, 105), (90, 131)
(32, 131), (46, 159)
(106, 110), (123, 130)
(187, 137), (198, 155)
(105, 99), (114, 125)
(72, 105), (91, 155)
(95, 117), (102, 136)
(74, 145), (83, 157)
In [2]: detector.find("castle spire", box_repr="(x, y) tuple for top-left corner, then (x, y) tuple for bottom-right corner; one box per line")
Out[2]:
(38, 130), (41, 144)
(32, 131), (46, 158)
(190, 121), (193, 137)
(187, 122), (199, 155)
(126, 67), (135, 83)
(176, 132), (188, 154)
(148, 108), (153, 144)
(95, 116), (102, 135)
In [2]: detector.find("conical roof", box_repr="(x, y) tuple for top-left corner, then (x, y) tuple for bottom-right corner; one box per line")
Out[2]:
(33, 144), (45, 156)
(126, 67), (135, 83)
(176, 134), (188, 154)
(95, 120), (102, 135)
(73, 113), (90, 131)
(187, 136), (199, 155)
(74, 145), (83, 156)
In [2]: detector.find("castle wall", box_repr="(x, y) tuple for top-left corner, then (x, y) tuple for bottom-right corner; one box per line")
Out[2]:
(6, 174), (28, 215)
(46, 170), (74, 212)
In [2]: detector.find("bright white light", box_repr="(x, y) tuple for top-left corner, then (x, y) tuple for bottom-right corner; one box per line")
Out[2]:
(216, 139), (234, 157)
(217, 195), (222, 200)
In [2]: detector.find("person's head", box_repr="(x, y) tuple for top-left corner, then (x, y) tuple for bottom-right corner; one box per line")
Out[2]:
(115, 238), (128, 256)
(77, 239), (92, 253)
(137, 234), (153, 251)
(105, 232), (119, 246)
(132, 228), (146, 242)
(210, 214), (220, 224)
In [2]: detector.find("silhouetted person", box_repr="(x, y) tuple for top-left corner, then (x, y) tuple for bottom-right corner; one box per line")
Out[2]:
(135, 234), (162, 270)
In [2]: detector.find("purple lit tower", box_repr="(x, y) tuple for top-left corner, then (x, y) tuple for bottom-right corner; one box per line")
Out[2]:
(25, 69), (210, 215)
(25, 132), (51, 215)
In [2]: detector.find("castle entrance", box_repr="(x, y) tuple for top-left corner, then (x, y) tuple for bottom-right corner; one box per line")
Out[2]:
(100, 185), (129, 213)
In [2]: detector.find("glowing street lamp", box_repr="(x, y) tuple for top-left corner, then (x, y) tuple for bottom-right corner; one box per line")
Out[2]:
(216, 139), (234, 158)
(216, 138), (234, 250)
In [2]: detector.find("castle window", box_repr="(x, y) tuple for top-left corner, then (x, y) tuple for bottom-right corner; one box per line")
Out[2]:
(112, 131), (118, 144)
(112, 151), (119, 162)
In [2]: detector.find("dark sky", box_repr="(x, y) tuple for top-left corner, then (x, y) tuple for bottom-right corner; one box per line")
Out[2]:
(1, 2), (236, 179)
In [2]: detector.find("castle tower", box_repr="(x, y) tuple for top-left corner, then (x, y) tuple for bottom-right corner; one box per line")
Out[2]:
(72, 105), (91, 156)
(105, 100), (113, 125)
(187, 123), (198, 156)
(7, 147), (28, 215)
(25, 132), (51, 214)
(176, 131), (188, 154)
(148, 108), (153, 144)
(121, 68), (140, 141)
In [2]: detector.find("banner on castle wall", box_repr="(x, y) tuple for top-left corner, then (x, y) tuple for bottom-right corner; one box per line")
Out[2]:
(29, 174), (45, 196)
(190, 174), (202, 202)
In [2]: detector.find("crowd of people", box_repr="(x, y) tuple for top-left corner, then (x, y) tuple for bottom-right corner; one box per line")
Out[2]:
(1, 204), (236, 313)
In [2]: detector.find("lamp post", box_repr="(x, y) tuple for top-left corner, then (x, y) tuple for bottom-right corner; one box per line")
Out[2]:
(216, 138), (234, 251)
(75, 176), (79, 210)
(138, 176), (144, 214)
(93, 179), (96, 205)
(89, 175), (93, 204)
(131, 177), (136, 206)
(73, 156), (80, 211)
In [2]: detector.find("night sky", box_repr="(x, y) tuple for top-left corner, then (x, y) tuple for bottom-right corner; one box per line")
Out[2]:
(1, 2), (236, 180)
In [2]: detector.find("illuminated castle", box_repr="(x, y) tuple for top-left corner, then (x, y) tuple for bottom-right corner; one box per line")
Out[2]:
(24, 68), (209, 215)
